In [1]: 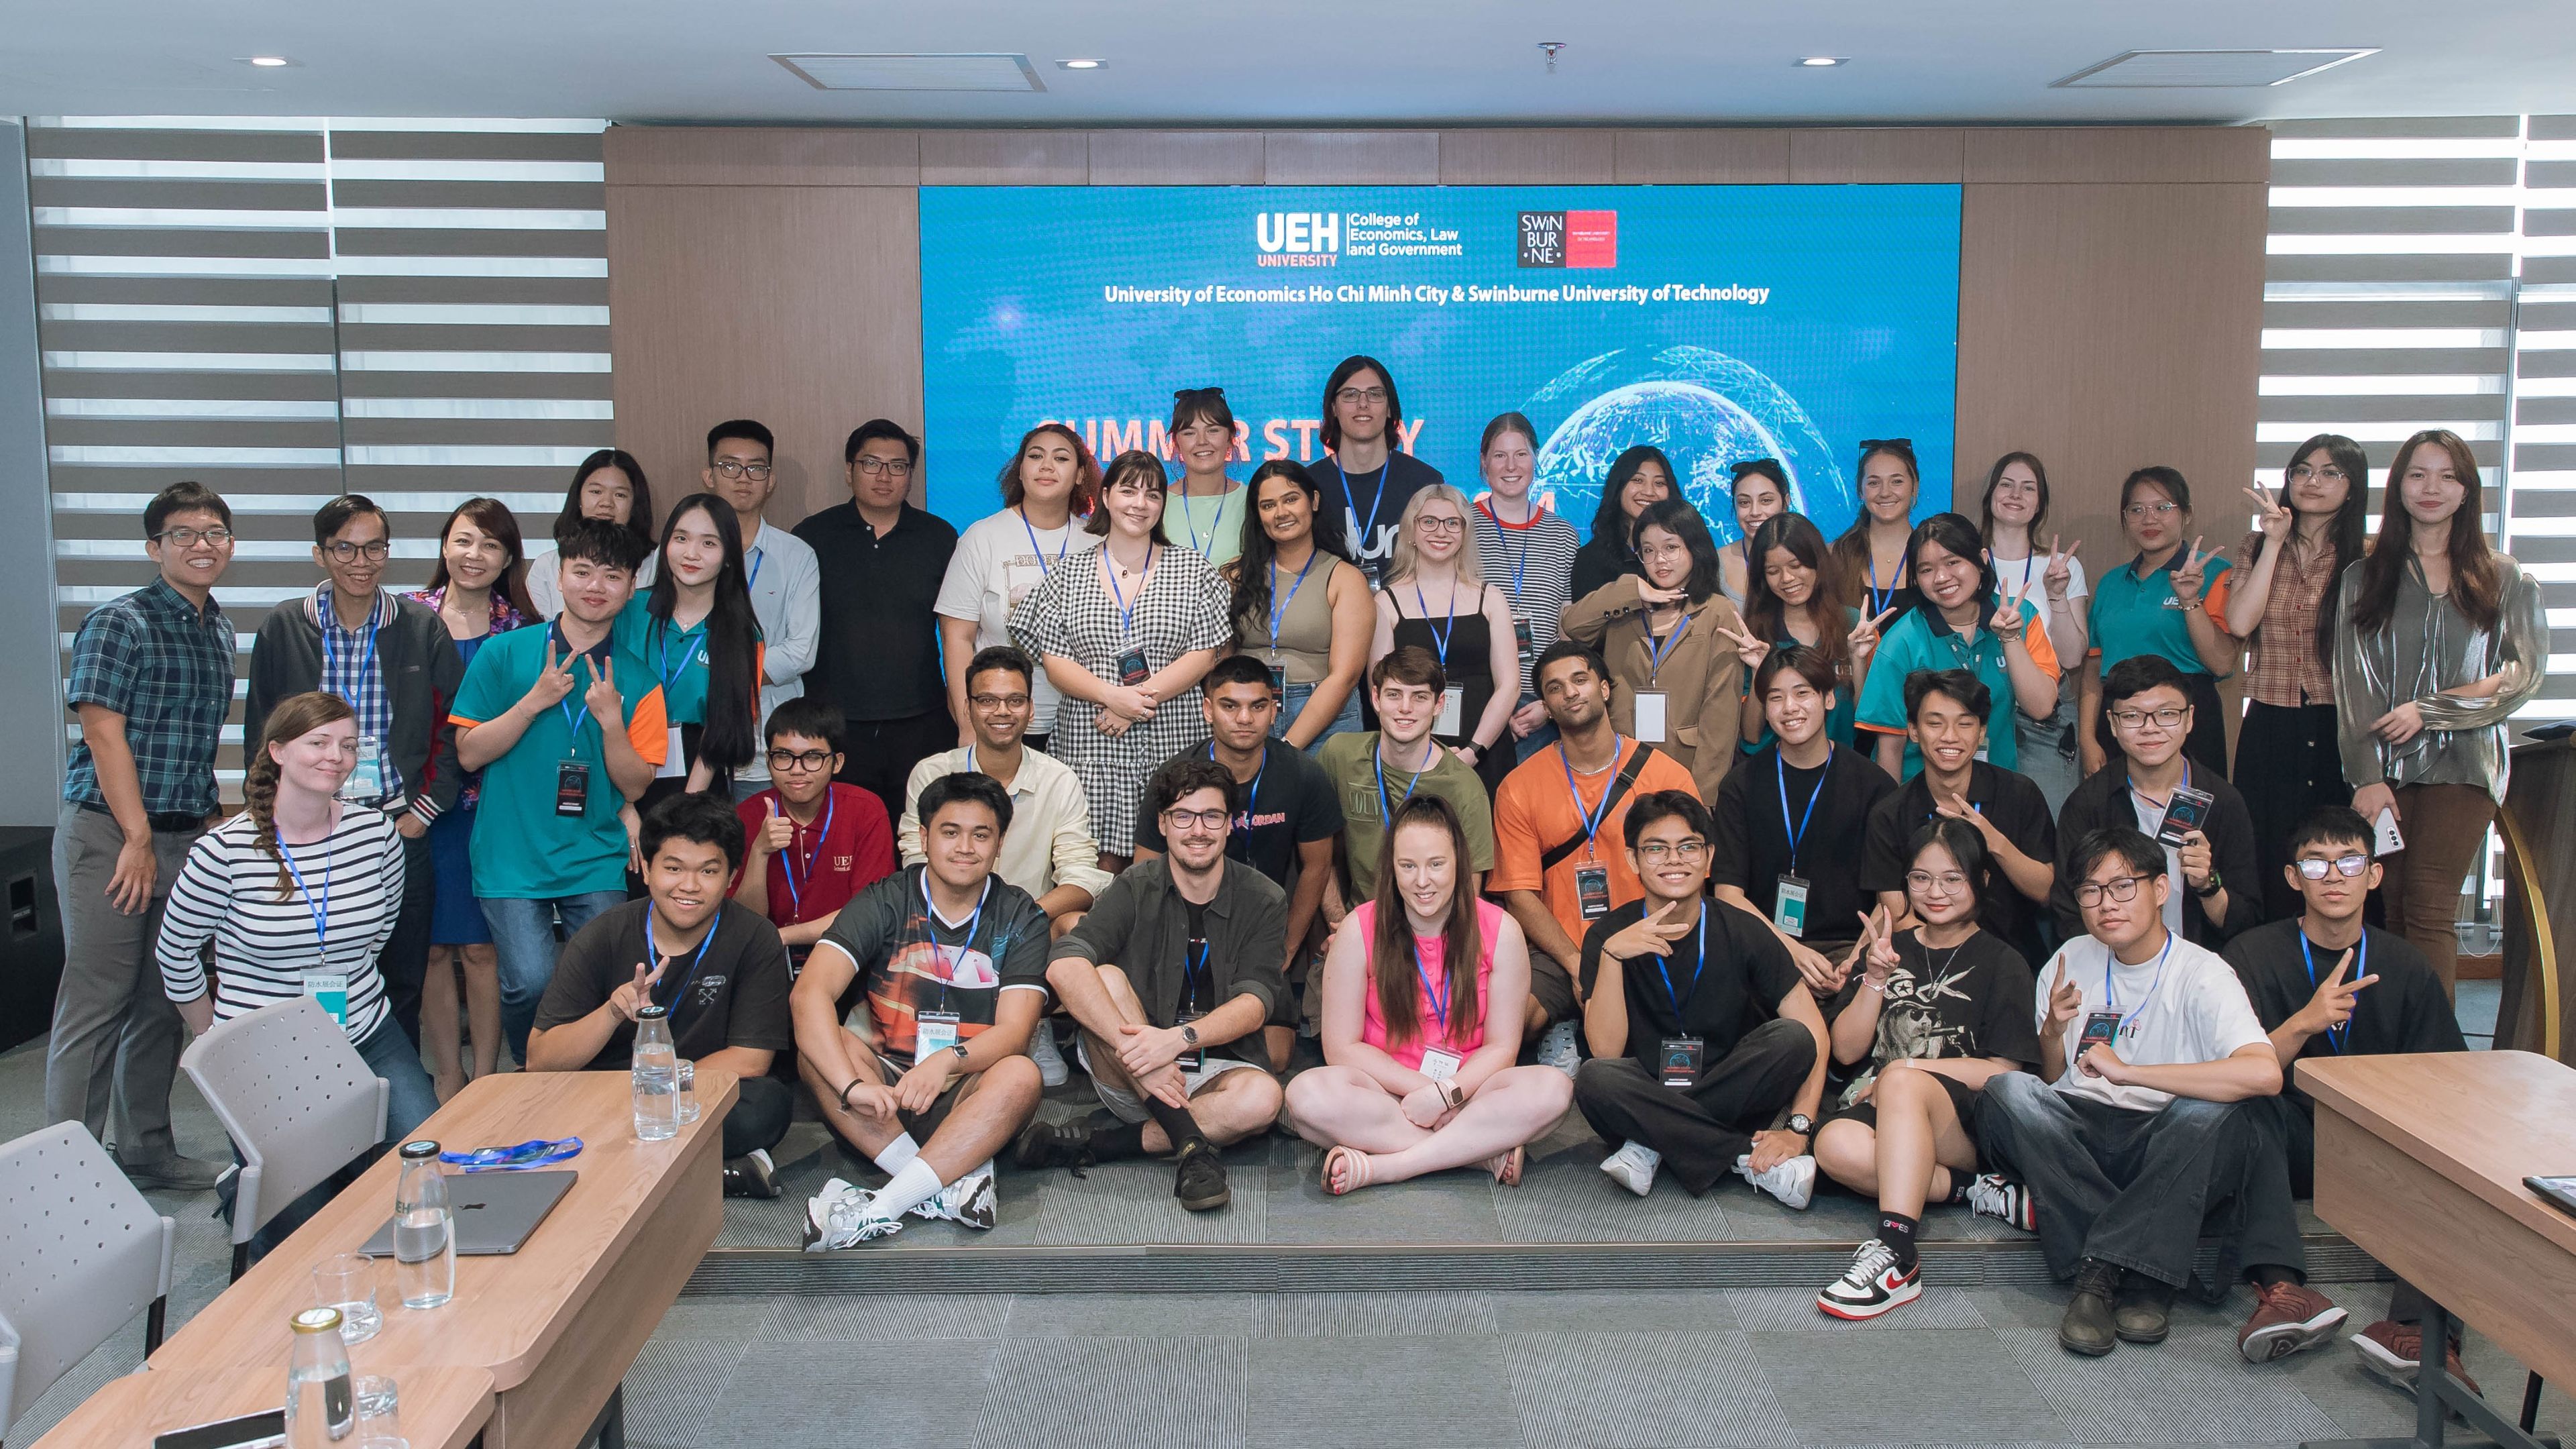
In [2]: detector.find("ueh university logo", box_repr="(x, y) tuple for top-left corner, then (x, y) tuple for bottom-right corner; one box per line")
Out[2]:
(1517, 211), (1617, 268)
(1256, 211), (1340, 267)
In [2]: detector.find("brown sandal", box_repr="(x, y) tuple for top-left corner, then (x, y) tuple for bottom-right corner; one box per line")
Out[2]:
(1483, 1144), (1526, 1187)
(1321, 1144), (1373, 1196)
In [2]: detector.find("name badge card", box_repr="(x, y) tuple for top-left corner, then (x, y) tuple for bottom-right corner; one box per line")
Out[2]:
(339, 735), (387, 802)
(2079, 1010), (2122, 1050)
(1632, 690), (1668, 743)
(656, 725), (686, 780)
(555, 760), (590, 817)
(915, 1011), (963, 1059)
(1417, 1047), (1463, 1081)
(1117, 650), (1152, 688)
(1658, 1036), (1705, 1087)
(1267, 663), (1288, 698)
(303, 973), (350, 1026)
(2155, 786), (2215, 847)
(1436, 686), (1465, 737)
(1513, 616), (1535, 663)
(1773, 875), (1810, 937)
(1574, 865), (1612, 920)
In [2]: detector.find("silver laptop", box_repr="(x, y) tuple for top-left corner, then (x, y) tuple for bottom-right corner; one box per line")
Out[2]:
(359, 1169), (577, 1256)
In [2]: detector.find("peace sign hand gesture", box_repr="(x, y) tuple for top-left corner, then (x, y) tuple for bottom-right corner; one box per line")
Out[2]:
(2169, 535), (2211, 602)
(1846, 607), (1900, 665)
(583, 655), (625, 727)
(1857, 906), (1902, 987)
(2042, 535), (2079, 602)
(1711, 622), (1770, 672)
(2299, 949), (2381, 1036)
(2246, 484), (2292, 545)
(523, 635), (576, 714)
(1988, 572), (2032, 645)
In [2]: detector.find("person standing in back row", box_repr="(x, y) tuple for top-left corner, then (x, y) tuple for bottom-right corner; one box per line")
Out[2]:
(1468, 413), (1582, 763)
(1561, 496), (1751, 800)
(702, 420), (821, 806)
(527, 449), (657, 619)
(1313, 354), (1442, 584)
(1165, 386), (1246, 574)
(798, 419), (959, 826)
(1375, 485), (1521, 796)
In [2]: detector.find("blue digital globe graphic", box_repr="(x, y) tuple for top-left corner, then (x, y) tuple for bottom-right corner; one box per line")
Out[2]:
(1523, 345), (1852, 545)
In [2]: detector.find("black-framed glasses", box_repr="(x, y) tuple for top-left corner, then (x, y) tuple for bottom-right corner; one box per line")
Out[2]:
(969, 692), (1031, 711)
(323, 540), (392, 563)
(766, 748), (834, 772)
(712, 460), (773, 481)
(2075, 874), (2151, 907)
(1163, 808), (1230, 831)
(2295, 854), (2372, 880)
(154, 526), (234, 547)
(853, 457), (915, 479)
(1334, 386), (1389, 407)
(2109, 706), (2190, 731)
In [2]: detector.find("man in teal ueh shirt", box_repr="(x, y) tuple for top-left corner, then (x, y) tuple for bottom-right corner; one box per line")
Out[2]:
(451, 518), (667, 1058)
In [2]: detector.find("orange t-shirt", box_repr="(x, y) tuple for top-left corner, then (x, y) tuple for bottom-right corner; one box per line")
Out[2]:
(1491, 737), (1703, 950)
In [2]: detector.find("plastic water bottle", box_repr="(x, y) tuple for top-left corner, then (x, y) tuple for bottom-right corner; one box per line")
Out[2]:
(392, 1140), (455, 1310)
(632, 1004), (680, 1142)
(284, 1305), (354, 1446)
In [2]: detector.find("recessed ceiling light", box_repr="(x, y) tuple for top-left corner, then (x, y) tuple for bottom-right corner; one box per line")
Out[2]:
(1055, 58), (1106, 70)
(244, 55), (296, 67)
(1796, 56), (1846, 67)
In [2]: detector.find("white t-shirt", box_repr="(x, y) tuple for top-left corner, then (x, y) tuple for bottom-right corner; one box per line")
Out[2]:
(735, 521), (820, 784)
(1988, 548), (2089, 604)
(2033, 931), (2269, 1112)
(2125, 787), (2190, 938)
(934, 508), (1104, 735)
(525, 546), (656, 619)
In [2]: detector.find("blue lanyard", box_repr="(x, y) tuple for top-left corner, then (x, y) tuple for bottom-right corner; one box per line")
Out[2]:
(1185, 936), (1213, 1014)
(2103, 931), (2176, 1038)
(319, 592), (381, 708)
(1412, 938), (1451, 1037)
(1374, 741), (1428, 823)
(1645, 611), (1693, 682)
(1866, 555), (1902, 616)
(779, 789), (837, 916)
(1105, 545), (1155, 638)
(645, 906), (721, 1020)
(1412, 582), (1460, 664)
(2298, 930), (2364, 1054)
(1020, 508), (1069, 578)
(551, 624), (596, 743)
(922, 872), (990, 1016)
(652, 616), (704, 690)
(1558, 736), (1624, 861)
(745, 544), (764, 595)
(1268, 551), (1318, 651)
(441, 1136), (584, 1172)
(1655, 911), (1709, 1020)
(1178, 488), (1234, 557)
(1478, 500), (1536, 598)
(275, 833), (333, 957)
(1336, 458), (1394, 551)
(1778, 747), (1830, 873)
(1210, 741), (1263, 841)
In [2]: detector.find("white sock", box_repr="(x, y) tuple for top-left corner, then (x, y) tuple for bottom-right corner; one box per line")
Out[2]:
(872, 1133), (921, 1175)
(870, 1159), (944, 1220)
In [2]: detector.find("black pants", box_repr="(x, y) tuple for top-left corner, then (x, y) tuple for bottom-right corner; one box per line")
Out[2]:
(724, 1075), (794, 1159)
(839, 709), (958, 830)
(378, 830), (435, 1046)
(2257, 1094), (2438, 1330)
(2235, 701), (2350, 922)
(1572, 1017), (1814, 1195)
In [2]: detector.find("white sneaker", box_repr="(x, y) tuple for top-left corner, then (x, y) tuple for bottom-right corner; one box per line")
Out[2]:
(1735, 1152), (1817, 1210)
(1599, 1140), (1662, 1197)
(1026, 1020), (1070, 1087)
(909, 1159), (999, 1230)
(1964, 1172), (2037, 1232)
(801, 1177), (905, 1251)
(1537, 1019), (1581, 1079)
(1817, 1238), (1922, 1320)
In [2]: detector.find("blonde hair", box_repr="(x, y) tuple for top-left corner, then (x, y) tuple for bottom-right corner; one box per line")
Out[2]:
(1381, 483), (1484, 590)
(245, 691), (356, 900)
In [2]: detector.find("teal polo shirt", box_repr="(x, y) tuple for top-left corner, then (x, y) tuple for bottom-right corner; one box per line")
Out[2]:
(2088, 551), (2232, 679)
(449, 623), (667, 899)
(614, 596), (711, 724)
(1854, 596), (2055, 780)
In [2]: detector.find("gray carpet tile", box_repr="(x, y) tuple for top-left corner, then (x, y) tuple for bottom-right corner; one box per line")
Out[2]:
(1495, 1288), (1743, 1334)
(1004, 1292), (1262, 1338)
(1248, 1334), (1528, 1448)
(1750, 1328), (2071, 1444)
(1990, 1322), (2343, 1444)
(1263, 1291), (1500, 1337)
(1493, 1146), (1751, 1242)
(1034, 1149), (1272, 1245)
(706, 1338), (1002, 1446)
(971, 1334), (1250, 1449)
(761, 1290), (1012, 1340)
(1263, 1155), (1507, 1244)
(1727, 1285), (1995, 1332)
(622, 1301), (766, 1448)
(1507, 1330), (1801, 1449)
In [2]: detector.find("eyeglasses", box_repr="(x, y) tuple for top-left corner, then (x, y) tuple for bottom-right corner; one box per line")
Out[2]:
(2123, 501), (2180, 519)
(1906, 870), (1971, 894)
(2109, 706), (2190, 731)
(1415, 517), (1465, 534)
(1334, 386), (1389, 407)
(969, 693), (1031, 711)
(1163, 808), (1231, 831)
(1636, 840), (1709, 863)
(2075, 874), (2152, 907)
(765, 748), (835, 772)
(2286, 465), (2349, 484)
(712, 460), (773, 482)
(323, 540), (392, 563)
(154, 527), (234, 547)
(853, 457), (915, 480)
(2295, 853), (2372, 880)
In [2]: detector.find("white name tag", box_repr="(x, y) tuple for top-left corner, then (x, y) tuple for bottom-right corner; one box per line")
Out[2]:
(1773, 875), (1810, 938)
(655, 724), (686, 780)
(1418, 1047), (1462, 1081)
(338, 735), (387, 802)
(1633, 690), (1668, 743)
(915, 1011), (961, 1059)
(303, 973), (350, 1026)
(1436, 686), (1465, 737)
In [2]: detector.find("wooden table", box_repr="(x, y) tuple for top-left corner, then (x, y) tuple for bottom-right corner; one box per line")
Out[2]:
(2299, 1051), (2576, 1449)
(31, 1365), (492, 1449)
(148, 1069), (736, 1449)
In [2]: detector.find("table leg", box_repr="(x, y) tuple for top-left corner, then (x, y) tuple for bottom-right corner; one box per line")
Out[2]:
(582, 1383), (625, 1449)
(2417, 1304), (2453, 1449)
(2302, 1299), (2561, 1449)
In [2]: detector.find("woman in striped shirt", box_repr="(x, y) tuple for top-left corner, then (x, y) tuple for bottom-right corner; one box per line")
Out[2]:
(160, 690), (437, 1155)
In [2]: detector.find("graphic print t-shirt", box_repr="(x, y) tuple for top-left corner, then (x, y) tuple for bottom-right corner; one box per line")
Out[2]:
(814, 864), (1051, 1066)
(1837, 928), (2041, 1108)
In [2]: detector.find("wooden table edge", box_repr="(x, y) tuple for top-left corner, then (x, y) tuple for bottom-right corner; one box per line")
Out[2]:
(2296, 1049), (2576, 1254)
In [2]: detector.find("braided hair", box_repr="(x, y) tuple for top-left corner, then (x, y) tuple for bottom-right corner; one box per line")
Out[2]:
(244, 690), (356, 900)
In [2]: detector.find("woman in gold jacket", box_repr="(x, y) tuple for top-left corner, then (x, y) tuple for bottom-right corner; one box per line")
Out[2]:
(1559, 496), (1750, 800)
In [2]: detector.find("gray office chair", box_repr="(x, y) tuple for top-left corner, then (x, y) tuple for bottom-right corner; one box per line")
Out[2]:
(180, 995), (388, 1281)
(0, 1121), (176, 1446)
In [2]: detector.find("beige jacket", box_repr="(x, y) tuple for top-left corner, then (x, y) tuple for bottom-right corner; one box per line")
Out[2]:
(1560, 576), (1746, 800)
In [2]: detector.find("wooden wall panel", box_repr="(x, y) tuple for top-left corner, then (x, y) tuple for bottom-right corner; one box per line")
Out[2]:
(1966, 126), (2269, 184)
(1614, 129), (1792, 183)
(1788, 128), (1966, 183)
(1263, 130), (1440, 185)
(604, 183), (922, 525)
(602, 127), (918, 186)
(1438, 128), (1620, 184)
(1087, 130), (1264, 186)
(919, 129), (1087, 186)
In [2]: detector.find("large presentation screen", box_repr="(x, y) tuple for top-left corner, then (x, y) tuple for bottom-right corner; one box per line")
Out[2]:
(918, 184), (1961, 544)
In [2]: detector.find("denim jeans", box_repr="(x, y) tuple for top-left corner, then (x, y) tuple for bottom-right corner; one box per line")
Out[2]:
(1278, 680), (1363, 754)
(241, 1016), (441, 1256)
(1509, 688), (1560, 763)
(480, 891), (625, 1061)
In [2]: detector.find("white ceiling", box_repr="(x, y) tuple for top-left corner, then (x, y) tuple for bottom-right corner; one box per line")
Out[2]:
(1, 0), (2565, 126)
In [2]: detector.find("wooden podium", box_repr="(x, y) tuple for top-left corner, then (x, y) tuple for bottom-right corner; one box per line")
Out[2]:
(2494, 732), (2569, 1063)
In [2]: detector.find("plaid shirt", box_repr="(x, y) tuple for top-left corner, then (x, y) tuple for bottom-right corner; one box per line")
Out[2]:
(2229, 530), (2338, 707)
(62, 577), (234, 817)
(316, 584), (402, 804)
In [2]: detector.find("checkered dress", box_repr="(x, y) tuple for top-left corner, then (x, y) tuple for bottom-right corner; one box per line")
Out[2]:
(62, 578), (234, 817)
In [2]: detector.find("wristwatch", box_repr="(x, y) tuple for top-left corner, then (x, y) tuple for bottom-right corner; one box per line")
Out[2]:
(1180, 1024), (1201, 1047)
(1786, 1113), (1816, 1136)
(2194, 869), (2225, 900)
(949, 1042), (971, 1061)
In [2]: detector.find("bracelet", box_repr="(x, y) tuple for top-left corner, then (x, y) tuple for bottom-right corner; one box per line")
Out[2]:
(837, 1079), (860, 1109)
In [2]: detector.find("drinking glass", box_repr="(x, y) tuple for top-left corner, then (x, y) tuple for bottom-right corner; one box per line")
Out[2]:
(354, 1374), (399, 1428)
(311, 1253), (382, 1344)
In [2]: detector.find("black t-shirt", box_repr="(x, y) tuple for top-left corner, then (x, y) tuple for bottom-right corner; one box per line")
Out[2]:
(1134, 741), (1344, 887)
(2221, 920), (2465, 1110)
(1861, 761), (2057, 965)
(1313, 450), (1442, 582)
(1580, 898), (1802, 1073)
(1709, 742), (1896, 940)
(534, 900), (795, 1070)
(794, 500), (959, 721)
(1834, 928), (2041, 1108)
(815, 865), (1053, 1067)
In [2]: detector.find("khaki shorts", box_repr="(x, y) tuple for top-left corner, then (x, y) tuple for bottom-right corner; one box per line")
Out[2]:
(1076, 1036), (1267, 1124)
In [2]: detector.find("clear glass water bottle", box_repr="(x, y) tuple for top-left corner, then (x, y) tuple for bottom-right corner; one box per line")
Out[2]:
(285, 1305), (354, 1447)
(632, 1004), (680, 1142)
(392, 1140), (455, 1310)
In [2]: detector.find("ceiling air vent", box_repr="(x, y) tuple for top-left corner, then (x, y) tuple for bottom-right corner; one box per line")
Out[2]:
(2051, 48), (2377, 89)
(771, 53), (1044, 92)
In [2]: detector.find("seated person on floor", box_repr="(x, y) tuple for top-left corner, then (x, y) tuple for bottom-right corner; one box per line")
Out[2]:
(1859, 668), (2056, 969)
(1283, 795), (1574, 1195)
(1571, 790), (1831, 1207)
(1709, 645), (1898, 1001)
(2051, 655), (2260, 950)
(794, 772), (1049, 1247)
(1813, 817), (2042, 1321)
(1022, 756), (1289, 1214)
(1489, 641), (1700, 1077)
(526, 792), (795, 1199)
(1132, 654), (1342, 1073)
(2222, 804), (2471, 1383)
(732, 696), (896, 964)
(1978, 826), (2337, 1362)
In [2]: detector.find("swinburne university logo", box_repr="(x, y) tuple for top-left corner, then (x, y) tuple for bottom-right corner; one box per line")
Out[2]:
(1256, 211), (1340, 267)
(1517, 210), (1617, 268)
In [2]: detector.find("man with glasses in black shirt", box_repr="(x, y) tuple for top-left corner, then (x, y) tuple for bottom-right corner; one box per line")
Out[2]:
(2053, 655), (2260, 949)
(1314, 356), (1442, 583)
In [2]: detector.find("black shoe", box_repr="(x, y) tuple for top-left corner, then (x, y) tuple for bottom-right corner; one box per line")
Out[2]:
(114, 1150), (225, 1192)
(2059, 1258), (2123, 1356)
(1013, 1118), (1095, 1175)
(722, 1148), (782, 1199)
(2114, 1269), (2176, 1344)
(1173, 1139), (1230, 1212)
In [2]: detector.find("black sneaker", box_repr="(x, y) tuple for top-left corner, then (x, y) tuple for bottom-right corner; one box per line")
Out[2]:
(2114, 1269), (2176, 1344)
(2059, 1258), (2122, 1356)
(722, 1148), (781, 1199)
(1173, 1140), (1230, 1212)
(1014, 1118), (1095, 1175)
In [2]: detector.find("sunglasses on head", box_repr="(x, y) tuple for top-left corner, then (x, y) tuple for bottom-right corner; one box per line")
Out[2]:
(1731, 458), (1782, 480)
(1859, 438), (1913, 453)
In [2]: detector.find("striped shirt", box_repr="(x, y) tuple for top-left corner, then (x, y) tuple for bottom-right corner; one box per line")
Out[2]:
(1470, 502), (1582, 695)
(156, 806), (406, 1042)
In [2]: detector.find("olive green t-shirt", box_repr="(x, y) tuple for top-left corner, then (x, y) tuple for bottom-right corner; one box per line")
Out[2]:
(1316, 730), (1497, 897)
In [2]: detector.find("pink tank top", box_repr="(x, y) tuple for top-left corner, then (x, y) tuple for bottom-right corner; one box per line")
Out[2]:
(1354, 898), (1502, 1071)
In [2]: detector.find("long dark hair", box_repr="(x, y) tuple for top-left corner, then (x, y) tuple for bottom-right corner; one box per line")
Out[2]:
(1908, 513), (1998, 621)
(996, 422), (1102, 517)
(1742, 513), (1853, 668)
(1977, 451), (2050, 542)
(646, 493), (761, 773)
(1591, 444), (1675, 544)
(559, 449), (655, 558)
(1085, 450), (1175, 545)
(1320, 355), (1402, 453)
(1229, 460), (1348, 635)
(1631, 496), (1724, 604)
(2277, 433), (2372, 660)
(246, 691), (357, 901)
(1367, 796), (1485, 1050)
(2350, 429), (2502, 635)
(425, 496), (533, 619)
